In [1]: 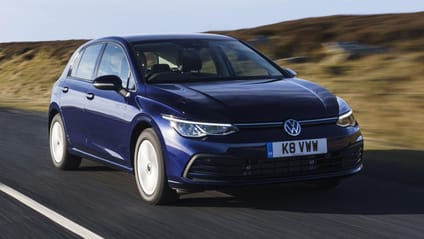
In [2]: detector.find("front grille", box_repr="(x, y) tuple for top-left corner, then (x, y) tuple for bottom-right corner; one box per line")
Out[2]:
(233, 117), (338, 129)
(185, 143), (362, 182)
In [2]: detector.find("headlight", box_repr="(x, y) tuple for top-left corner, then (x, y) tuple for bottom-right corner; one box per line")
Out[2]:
(337, 110), (356, 127)
(162, 115), (238, 138)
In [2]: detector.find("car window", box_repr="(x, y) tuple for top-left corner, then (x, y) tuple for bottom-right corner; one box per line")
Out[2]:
(71, 44), (103, 80)
(198, 48), (217, 74)
(69, 50), (83, 76)
(97, 44), (134, 90)
(140, 43), (179, 72)
(219, 43), (269, 76)
(133, 40), (282, 82)
(141, 50), (215, 73)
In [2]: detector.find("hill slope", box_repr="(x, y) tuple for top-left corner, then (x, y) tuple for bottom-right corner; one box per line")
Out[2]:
(0, 12), (423, 150)
(213, 11), (424, 58)
(0, 40), (85, 109)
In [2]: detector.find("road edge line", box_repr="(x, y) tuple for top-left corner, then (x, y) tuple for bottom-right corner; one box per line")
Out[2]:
(0, 182), (103, 239)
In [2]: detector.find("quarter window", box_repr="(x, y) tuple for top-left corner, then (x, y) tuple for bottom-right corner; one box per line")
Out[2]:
(71, 44), (103, 80)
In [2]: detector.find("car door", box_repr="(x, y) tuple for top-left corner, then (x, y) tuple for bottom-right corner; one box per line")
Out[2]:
(59, 43), (104, 151)
(84, 43), (139, 166)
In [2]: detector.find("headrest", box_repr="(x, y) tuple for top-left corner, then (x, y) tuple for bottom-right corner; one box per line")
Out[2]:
(150, 64), (171, 74)
(181, 50), (202, 72)
(135, 51), (146, 67)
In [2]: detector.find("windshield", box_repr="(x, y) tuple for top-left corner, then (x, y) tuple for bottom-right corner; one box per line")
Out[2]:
(133, 39), (283, 82)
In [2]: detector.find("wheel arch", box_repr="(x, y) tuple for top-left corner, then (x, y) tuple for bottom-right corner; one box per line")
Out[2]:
(48, 103), (61, 133)
(48, 104), (72, 149)
(129, 114), (167, 171)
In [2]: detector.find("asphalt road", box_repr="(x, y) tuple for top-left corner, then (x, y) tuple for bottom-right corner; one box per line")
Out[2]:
(0, 108), (423, 239)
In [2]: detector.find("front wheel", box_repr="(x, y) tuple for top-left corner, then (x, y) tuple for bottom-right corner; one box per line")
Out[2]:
(134, 128), (177, 205)
(49, 114), (81, 170)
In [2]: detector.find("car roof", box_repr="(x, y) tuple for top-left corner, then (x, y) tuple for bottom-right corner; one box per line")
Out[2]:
(94, 33), (236, 44)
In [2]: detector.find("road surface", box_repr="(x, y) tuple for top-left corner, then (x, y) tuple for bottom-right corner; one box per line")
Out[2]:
(0, 108), (423, 238)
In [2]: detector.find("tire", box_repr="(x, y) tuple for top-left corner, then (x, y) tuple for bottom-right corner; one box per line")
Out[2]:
(308, 178), (342, 190)
(49, 114), (81, 170)
(134, 128), (178, 205)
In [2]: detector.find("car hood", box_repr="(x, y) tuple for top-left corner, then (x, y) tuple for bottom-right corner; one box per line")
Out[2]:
(146, 78), (339, 123)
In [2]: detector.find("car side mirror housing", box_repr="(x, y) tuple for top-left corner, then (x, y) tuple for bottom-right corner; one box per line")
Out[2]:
(93, 75), (130, 97)
(284, 68), (297, 77)
(93, 75), (123, 91)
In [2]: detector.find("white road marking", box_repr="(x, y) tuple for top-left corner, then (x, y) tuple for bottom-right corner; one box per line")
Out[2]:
(0, 182), (103, 239)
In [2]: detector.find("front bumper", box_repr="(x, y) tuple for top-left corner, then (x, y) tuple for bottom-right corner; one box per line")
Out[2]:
(166, 137), (363, 190)
(184, 141), (362, 182)
(158, 115), (364, 190)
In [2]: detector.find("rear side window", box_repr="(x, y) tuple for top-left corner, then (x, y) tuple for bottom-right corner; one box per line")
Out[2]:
(71, 44), (103, 80)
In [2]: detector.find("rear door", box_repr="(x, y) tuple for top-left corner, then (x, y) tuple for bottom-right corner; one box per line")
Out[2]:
(59, 43), (104, 151)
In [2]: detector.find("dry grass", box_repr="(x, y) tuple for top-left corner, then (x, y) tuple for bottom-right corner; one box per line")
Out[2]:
(0, 40), (86, 111)
(278, 51), (424, 150)
(212, 12), (424, 59)
(0, 12), (423, 150)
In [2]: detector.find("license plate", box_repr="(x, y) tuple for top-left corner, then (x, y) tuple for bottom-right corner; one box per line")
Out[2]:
(266, 138), (327, 158)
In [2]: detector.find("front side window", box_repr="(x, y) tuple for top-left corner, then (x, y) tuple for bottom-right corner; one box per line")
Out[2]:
(97, 43), (132, 89)
(71, 44), (103, 80)
(97, 43), (135, 90)
(133, 39), (282, 82)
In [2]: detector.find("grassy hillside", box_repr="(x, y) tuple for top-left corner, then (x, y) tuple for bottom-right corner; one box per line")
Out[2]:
(0, 12), (423, 150)
(0, 40), (86, 110)
(212, 12), (424, 59)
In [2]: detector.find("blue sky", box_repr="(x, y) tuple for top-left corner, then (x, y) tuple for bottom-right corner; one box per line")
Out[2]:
(1, 0), (423, 42)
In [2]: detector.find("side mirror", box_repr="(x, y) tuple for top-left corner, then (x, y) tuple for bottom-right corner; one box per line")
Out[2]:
(93, 75), (123, 91)
(93, 75), (130, 97)
(284, 68), (297, 77)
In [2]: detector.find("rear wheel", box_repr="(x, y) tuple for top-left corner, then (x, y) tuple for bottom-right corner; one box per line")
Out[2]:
(134, 128), (177, 205)
(49, 114), (81, 170)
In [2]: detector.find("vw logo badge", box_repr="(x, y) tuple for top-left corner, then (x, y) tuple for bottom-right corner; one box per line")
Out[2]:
(284, 119), (301, 136)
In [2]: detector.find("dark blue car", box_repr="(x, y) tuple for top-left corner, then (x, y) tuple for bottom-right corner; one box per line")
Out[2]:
(49, 34), (363, 204)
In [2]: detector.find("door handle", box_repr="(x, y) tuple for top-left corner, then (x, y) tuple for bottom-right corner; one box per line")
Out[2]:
(62, 87), (69, 93)
(86, 93), (95, 100)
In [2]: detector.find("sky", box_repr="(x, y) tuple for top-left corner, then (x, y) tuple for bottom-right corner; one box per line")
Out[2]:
(0, 0), (423, 42)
